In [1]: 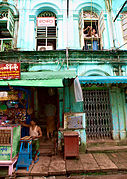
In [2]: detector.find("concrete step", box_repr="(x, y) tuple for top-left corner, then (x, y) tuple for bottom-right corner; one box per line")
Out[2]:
(87, 145), (127, 153)
(87, 140), (118, 148)
(39, 141), (55, 149)
(39, 148), (55, 156)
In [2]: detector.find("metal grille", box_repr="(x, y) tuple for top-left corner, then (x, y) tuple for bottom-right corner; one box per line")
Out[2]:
(83, 89), (112, 140)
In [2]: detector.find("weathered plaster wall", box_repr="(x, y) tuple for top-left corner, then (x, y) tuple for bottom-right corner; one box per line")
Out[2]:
(1, 0), (126, 50)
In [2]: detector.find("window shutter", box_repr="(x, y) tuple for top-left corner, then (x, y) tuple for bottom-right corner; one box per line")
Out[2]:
(7, 10), (14, 37)
(79, 9), (84, 49)
(98, 11), (105, 49)
(98, 10), (105, 35)
(121, 15), (127, 40)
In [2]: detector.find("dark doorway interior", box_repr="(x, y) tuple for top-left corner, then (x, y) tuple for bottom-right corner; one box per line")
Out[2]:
(36, 87), (58, 139)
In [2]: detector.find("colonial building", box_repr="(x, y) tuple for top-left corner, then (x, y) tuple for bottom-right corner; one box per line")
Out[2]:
(0, 0), (127, 152)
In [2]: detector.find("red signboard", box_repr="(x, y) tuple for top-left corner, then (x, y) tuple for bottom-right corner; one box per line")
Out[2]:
(37, 17), (55, 27)
(0, 63), (20, 80)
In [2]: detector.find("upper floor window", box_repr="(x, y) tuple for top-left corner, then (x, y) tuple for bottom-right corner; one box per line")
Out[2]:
(0, 9), (14, 51)
(79, 10), (105, 51)
(36, 11), (57, 51)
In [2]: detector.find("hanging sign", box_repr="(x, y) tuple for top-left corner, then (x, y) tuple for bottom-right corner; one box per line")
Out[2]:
(0, 63), (20, 80)
(37, 17), (55, 27)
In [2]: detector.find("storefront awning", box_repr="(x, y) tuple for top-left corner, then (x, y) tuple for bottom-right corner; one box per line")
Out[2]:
(0, 79), (63, 87)
(0, 71), (76, 87)
(21, 71), (76, 80)
(78, 76), (127, 84)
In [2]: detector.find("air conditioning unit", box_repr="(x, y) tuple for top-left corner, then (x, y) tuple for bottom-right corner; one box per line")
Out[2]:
(38, 46), (53, 51)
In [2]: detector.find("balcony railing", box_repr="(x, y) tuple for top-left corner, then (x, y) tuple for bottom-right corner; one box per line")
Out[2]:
(83, 37), (100, 51)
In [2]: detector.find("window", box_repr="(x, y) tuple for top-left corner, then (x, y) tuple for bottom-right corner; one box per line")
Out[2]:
(0, 9), (14, 51)
(79, 10), (105, 50)
(36, 11), (57, 51)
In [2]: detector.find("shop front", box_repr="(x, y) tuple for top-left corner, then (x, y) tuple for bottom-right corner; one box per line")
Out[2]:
(0, 72), (65, 174)
(60, 76), (127, 152)
(0, 70), (76, 152)
(79, 76), (127, 143)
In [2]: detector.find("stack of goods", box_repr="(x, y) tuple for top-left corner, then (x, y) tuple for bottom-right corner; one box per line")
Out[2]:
(0, 129), (11, 144)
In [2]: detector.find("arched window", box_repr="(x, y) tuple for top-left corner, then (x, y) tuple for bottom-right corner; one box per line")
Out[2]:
(36, 11), (57, 51)
(79, 10), (105, 51)
(0, 8), (14, 51)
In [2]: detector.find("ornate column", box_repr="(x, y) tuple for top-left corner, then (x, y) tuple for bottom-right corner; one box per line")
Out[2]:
(56, 15), (64, 49)
(110, 87), (120, 140)
(73, 14), (80, 49)
(118, 88), (126, 140)
(28, 15), (36, 51)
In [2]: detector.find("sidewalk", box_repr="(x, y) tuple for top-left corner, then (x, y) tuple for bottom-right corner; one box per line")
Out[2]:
(15, 151), (127, 177)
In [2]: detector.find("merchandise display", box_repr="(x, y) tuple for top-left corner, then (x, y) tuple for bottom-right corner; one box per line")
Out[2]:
(0, 89), (27, 125)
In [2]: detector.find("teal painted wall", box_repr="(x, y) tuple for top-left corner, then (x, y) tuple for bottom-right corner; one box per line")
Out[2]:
(1, 0), (127, 50)
(1, 0), (127, 144)
(63, 79), (84, 113)
(110, 87), (127, 140)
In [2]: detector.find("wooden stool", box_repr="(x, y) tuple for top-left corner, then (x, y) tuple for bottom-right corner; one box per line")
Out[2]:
(16, 136), (32, 171)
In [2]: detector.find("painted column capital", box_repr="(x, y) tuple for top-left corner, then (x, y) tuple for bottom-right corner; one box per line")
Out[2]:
(103, 13), (107, 20)
(57, 14), (63, 20)
(29, 15), (36, 22)
(73, 14), (79, 20)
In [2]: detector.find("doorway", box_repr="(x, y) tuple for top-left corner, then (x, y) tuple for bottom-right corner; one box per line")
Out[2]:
(36, 87), (58, 139)
(83, 89), (112, 141)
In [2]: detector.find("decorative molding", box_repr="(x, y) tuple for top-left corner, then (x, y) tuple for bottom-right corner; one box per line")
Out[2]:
(29, 15), (36, 22)
(83, 11), (98, 19)
(38, 11), (56, 18)
(0, 9), (8, 19)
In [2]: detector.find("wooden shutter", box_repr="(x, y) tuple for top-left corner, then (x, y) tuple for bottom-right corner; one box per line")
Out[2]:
(98, 11), (105, 49)
(79, 9), (84, 49)
(7, 10), (14, 37)
(121, 15), (127, 40)
(98, 10), (105, 35)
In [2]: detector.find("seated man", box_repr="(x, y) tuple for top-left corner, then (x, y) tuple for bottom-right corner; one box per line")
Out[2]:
(20, 119), (42, 163)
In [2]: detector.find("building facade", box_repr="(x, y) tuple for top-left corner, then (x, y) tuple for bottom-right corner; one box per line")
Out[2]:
(0, 0), (127, 151)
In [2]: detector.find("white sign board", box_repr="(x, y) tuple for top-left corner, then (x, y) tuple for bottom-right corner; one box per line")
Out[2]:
(0, 92), (8, 98)
(37, 17), (55, 27)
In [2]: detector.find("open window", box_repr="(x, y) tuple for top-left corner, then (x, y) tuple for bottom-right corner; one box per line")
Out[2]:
(0, 9), (14, 51)
(36, 11), (57, 51)
(79, 10), (105, 50)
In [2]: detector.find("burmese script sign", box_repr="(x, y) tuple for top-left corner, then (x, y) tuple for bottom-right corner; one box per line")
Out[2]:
(64, 113), (85, 129)
(0, 146), (11, 160)
(37, 17), (55, 26)
(0, 63), (20, 80)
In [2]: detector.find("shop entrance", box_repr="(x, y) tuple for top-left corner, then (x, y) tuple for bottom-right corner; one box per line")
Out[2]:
(83, 89), (112, 141)
(35, 87), (58, 139)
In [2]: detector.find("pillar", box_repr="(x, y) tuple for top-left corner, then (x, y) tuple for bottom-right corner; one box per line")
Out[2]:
(58, 88), (64, 127)
(57, 15), (63, 49)
(73, 14), (80, 49)
(118, 88), (126, 139)
(103, 13), (110, 49)
(63, 79), (70, 113)
(34, 88), (38, 119)
(110, 87), (120, 140)
(119, 89), (127, 139)
(69, 82), (83, 112)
